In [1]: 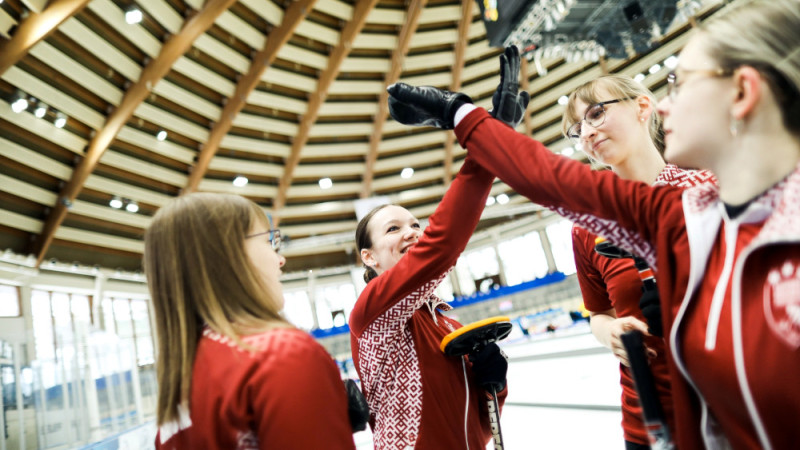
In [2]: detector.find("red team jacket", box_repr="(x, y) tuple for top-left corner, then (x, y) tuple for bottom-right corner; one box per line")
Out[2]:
(156, 327), (354, 450)
(349, 156), (507, 450)
(573, 165), (714, 445)
(456, 107), (800, 450)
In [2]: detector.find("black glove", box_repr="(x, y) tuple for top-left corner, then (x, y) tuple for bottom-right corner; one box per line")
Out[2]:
(490, 46), (530, 129)
(639, 283), (663, 337)
(387, 82), (473, 129)
(469, 342), (508, 393)
(344, 379), (369, 432)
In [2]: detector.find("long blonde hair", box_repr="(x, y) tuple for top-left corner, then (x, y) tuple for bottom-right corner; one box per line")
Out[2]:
(144, 193), (289, 426)
(561, 74), (665, 153)
(697, 0), (800, 135)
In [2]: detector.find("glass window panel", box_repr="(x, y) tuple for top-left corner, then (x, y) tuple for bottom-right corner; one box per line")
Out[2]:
(102, 298), (116, 333)
(339, 284), (357, 319)
(283, 290), (314, 330)
(31, 290), (55, 361)
(464, 247), (500, 279)
(113, 299), (133, 338)
(454, 258), (476, 297)
(498, 231), (549, 285)
(546, 219), (577, 275)
(0, 284), (20, 316)
(435, 275), (454, 302)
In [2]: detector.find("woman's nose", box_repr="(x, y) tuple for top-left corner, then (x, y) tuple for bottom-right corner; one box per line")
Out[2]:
(580, 123), (597, 140)
(404, 227), (419, 240)
(656, 96), (670, 116)
(278, 254), (286, 267)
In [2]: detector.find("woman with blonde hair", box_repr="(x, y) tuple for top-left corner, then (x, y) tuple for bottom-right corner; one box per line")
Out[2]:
(562, 74), (713, 449)
(388, 0), (800, 446)
(146, 193), (355, 449)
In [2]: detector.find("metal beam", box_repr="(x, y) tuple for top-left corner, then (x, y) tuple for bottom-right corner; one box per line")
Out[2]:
(360, 0), (428, 198)
(271, 0), (380, 222)
(32, 0), (236, 267)
(184, 0), (318, 194)
(442, 0), (474, 186)
(0, 0), (91, 76)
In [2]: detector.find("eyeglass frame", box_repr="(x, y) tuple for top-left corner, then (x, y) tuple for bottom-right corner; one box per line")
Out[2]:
(666, 67), (734, 101)
(246, 228), (282, 252)
(566, 97), (634, 143)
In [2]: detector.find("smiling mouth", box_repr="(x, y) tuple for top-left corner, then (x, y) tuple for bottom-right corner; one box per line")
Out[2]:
(592, 139), (607, 152)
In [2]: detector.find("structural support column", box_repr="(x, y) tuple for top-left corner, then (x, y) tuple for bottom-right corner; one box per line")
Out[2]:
(539, 229), (558, 274)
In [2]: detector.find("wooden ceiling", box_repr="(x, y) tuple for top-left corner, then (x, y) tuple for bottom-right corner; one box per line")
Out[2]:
(0, 0), (725, 274)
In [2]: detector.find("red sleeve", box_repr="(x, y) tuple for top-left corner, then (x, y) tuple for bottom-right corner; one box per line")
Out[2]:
(454, 108), (684, 270)
(572, 225), (613, 313)
(349, 156), (494, 335)
(252, 332), (355, 450)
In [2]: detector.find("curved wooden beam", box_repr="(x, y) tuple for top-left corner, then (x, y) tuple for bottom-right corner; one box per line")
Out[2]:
(32, 0), (237, 267)
(0, 0), (90, 76)
(184, 0), (317, 194)
(442, 0), (473, 186)
(360, 0), (428, 198)
(272, 0), (380, 220)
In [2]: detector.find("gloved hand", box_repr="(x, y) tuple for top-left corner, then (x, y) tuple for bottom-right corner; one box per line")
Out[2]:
(469, 342), (508, 393)
(387, 82), (473, 129)
(490, 46), (530, 129)
(344, 379), (369, 432)
(639, 285), (663, 337)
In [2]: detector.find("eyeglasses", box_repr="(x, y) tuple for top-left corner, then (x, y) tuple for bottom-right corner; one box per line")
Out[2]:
(567, 98), (632, 143)
(246, 229), (281, 252)
(666, 68), (733, 101)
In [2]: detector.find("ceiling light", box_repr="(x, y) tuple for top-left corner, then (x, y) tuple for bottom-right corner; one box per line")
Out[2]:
(54, 112), (67, 128)
(125, 6), (143, 25)
(109, 197), (123, 209)
(633, 73), (646, 83)
(125, 201), (139, 213)
(233, 175), (248, 187)
(11, 94), (28, 113)
(486, 196), (496, 206)
(156, 129), (167, 141)
(664, 55), (679, 70)
(319, 177), (332, 189)
(400, 168), (414, 179)
(557, 95), (569, 106)
(496, 194), (510, 205)
(562, 146), (575, 157)
(648, 63), (661, 74)
(34, 102), (47, 118)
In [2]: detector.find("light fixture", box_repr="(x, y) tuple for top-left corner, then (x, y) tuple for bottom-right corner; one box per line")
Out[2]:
(562, 146), (575, 157)
(34, 102), (47, 118)
(648, 63), (661, 75)
(54, 112), (67, 128)
(233, 175), (248, 187)
(156, 129), (167, 141)
(633, 73), (646, 83)
(400, 168), (414, 179)
(557, 95), (569, 106)
(664, 55), (679, 70)
(125, 6), (143, 25)
(10, 93), (28, 113)
(319, 177), (332, 189)
(125, 201), (139, 213)
(486, 196), (496, 206)
(496, 194), (510, 205)
(109, 196), (123, 209)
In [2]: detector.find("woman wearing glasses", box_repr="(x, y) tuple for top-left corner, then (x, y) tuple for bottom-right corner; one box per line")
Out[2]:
(146, 193), (355, 449)
(388, 0), (800, 447)
(562, 74), (713, 450)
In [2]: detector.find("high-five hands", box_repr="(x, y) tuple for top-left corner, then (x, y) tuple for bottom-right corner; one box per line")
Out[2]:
(387, 46), (530, 130)
(387, 83), (472, 129)
(490, 46), (530, 129)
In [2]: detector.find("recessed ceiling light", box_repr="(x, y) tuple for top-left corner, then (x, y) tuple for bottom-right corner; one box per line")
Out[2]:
(109, 197), (123, 209)
(54, 112), (67, 128)
(233, 175), (248, 187)
(319, 177), (332, 189)
(125, 6), (143, 25)
(486, 196), (496, 206)
(156, 129), (167, 141)
(497, 193), (510, 205)
(34, 103), (47, 118)
(125, 201), (139, 213)
(400, 168), (414, 179)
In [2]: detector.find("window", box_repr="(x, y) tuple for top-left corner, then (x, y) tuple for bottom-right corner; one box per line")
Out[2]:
(283, 290), (314, 330)
(314, 282), (358, 329)
(546, 219), (577, 275)
(0, 284), (20, 316)
(498, 231), (550, 285)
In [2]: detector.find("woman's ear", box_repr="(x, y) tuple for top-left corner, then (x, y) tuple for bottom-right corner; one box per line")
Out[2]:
(360, 248), (375, 269)
(636, 95), (654, 122)
(731, 66), (762, 120)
